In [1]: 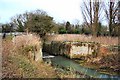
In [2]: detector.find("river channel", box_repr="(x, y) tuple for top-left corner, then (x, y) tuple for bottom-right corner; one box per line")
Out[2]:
(43, 53), (120, 79)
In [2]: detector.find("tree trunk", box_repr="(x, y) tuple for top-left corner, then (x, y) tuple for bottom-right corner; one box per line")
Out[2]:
(90, 0), (93, 34)
(93, 1), (99, 36)
(109, 2), (113, 36)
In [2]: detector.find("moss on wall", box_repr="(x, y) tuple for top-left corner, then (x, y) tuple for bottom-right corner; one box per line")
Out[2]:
(43, 41), (100, 59)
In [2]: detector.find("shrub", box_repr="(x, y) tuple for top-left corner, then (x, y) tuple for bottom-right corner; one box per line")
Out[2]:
(72, 29), (80, 34)
(59, 28), (67, 34)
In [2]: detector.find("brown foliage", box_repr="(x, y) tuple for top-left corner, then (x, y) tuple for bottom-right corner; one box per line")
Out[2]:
(45, 34), (118, 45)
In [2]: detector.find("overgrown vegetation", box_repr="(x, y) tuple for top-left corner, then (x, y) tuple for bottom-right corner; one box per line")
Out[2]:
(75, 50), (120, 76)
(54, 66), (90, 78)
(3, 35), (91, 78)
(1, 0), (120, 79)
(43, 36), (119, 76)
(2, 36), (57, 78)
(44, 34), (118, 45)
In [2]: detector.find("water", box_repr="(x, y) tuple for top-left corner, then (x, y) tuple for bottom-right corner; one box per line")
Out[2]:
(49, 55), (120, 79)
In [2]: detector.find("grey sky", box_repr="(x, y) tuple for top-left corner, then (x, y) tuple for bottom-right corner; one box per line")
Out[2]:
(1, 0), (118, 25)
(0, 0), (84, 24)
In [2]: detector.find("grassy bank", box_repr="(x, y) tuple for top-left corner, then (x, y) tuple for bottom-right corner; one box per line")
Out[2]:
(2, 36), (57, 78)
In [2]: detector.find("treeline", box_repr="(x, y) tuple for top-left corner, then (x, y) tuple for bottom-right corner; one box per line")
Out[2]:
(1, 1), (120, 37)
(2, 10), (56, 37)
(58, 21), (109, 36)
(80, 0), (120, 36)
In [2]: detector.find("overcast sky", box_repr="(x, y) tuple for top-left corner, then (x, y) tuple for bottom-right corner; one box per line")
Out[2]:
(1, 0), (116, 25)
(0, 0), (84, 24)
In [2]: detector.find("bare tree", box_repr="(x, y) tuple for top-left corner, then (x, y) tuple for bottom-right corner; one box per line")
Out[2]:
(103, 1), (118, 36)
(93, 1), (99, 36)
(81, 0), (103, 36)
(11, 12), (29, 32)
(81, 0), (92, 29)
(117, 1), (120, 24)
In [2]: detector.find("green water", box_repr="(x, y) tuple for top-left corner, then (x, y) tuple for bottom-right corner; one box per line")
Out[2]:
(50, 55), (120, 79)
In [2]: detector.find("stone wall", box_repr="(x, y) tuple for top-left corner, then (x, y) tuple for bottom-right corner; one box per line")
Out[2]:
(43, 41), (100, 59)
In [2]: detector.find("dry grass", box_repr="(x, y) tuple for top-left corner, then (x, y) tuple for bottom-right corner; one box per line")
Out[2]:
(45, 34), (118, 45)
(2, 34), (87, 78)
(2, 35), (57, 78)
(12, 34), (42, 61)
(13, 34), (42, 52)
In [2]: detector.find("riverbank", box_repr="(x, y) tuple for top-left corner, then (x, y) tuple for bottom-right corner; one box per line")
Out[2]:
(2, 37), (57, 78)
(2, 35), (89, 78)
(74, 53), (120, 76)
(43, 37), (119, 77)
(43, 36), (119, 78)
